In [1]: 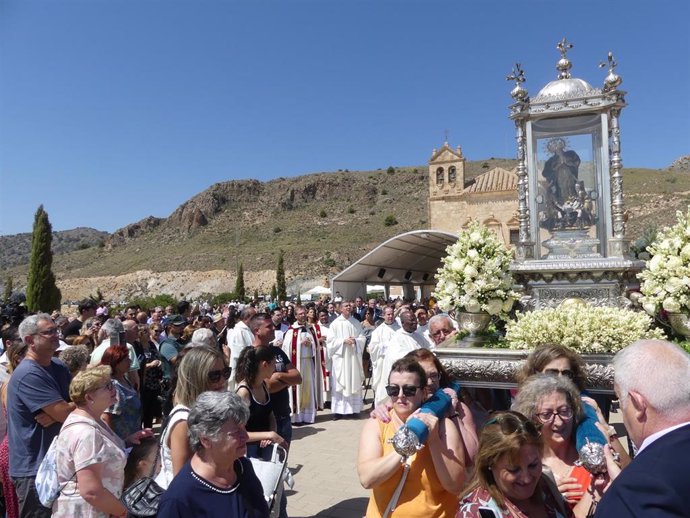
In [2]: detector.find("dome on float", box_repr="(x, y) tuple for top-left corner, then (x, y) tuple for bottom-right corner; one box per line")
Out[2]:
(535, 77), (594, 100)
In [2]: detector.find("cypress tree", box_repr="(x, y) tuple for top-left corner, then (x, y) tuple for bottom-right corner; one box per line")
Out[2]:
(3, 277), (12, 303)
(270, 284), (277, 301)
(276, 250), (287, 302)
(234, 263), (246, 302)
(26, 205), (62, 312)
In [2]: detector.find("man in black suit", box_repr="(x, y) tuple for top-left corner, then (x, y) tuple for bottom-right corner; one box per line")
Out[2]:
(596, 339), (690, 517)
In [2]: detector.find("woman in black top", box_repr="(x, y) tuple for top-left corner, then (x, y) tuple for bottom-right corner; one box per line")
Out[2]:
(138, 323), (164, 427)
(235, 346), (287, 458)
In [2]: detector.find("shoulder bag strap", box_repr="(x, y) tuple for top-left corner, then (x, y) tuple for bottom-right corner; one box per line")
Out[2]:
(160, 407), (188, 441)
(382, 461), (410, 518)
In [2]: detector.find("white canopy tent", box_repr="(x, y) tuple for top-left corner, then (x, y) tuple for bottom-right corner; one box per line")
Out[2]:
(330, 229), (458, 301)
(303, 285), (332, 299)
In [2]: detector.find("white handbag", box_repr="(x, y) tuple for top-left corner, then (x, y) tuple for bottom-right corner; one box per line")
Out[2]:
(248, 444), (291, 513)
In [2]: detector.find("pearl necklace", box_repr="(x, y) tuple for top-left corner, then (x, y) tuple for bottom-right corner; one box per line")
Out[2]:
(191, 471), (238, 494)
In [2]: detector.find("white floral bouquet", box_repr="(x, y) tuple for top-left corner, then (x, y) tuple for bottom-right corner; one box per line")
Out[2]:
(433, 220), (518, 319)
(638, 208), (690, 316)
(505, 304), (666, 354)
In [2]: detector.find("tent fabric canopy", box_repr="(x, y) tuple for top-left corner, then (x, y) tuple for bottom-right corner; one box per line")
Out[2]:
(331, 229), (458, 299)
(304, 286), (331, 295)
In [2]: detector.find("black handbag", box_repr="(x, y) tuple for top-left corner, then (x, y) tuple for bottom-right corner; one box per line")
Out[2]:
(121, 475), (164, 518)
(121, 426), (164, 517)
(121, 408), (187, 517)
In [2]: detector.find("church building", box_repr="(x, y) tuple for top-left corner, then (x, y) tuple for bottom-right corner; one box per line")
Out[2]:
(427, 141), (519, 245)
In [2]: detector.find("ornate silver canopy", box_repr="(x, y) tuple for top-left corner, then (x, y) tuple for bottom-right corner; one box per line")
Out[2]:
(506, 38), (642, 310)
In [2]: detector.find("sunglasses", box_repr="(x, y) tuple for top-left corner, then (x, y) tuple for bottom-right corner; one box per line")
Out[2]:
(543, 368), (574, 380)
(385, 384), (420, 398)
(98, 381), (114, 391)
(208, 367), (232, 383)
(485, 411), (541, 438)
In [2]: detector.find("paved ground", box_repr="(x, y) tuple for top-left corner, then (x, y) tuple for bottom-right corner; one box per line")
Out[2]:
(283, 399), (629, 518)
(286, 408), (370, 518)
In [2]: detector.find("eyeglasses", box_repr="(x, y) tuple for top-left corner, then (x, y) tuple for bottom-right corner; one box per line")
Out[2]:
(385, 384), (420, 398)
(208, 367), (232, 383)
(543, 368), (574, 380)
(35, 327), (59, 337)
(535, 406), (573, 424)
(426, 372), (440, 383)
(431, 328), (453, 338)
(98, 381), (114, 391)
(486, 411), (541, 438)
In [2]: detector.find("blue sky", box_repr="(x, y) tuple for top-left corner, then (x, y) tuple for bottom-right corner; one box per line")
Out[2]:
(1, 0), (688, 235)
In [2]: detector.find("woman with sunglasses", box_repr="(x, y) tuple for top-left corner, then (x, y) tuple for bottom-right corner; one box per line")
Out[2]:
(358, 357), (465, 517)
(155, 346), (231, 489)
(235, 346), (288, 457)
(405, 349), (481, 474)
(513, 375), (615, 516)
(138, 324), (164, 428)
(457, 410), (573, 518)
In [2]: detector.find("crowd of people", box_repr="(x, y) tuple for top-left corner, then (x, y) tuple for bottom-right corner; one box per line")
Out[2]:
(0, 294), (688, 518)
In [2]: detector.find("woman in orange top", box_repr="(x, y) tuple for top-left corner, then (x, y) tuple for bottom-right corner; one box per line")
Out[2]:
(358, 357), (465, 517)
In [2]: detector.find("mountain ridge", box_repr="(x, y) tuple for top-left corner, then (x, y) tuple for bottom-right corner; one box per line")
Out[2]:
(1, 158), (689, 303)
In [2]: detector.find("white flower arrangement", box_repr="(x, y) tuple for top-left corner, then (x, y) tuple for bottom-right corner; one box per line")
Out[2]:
(433, 221), (518, 319)
(505, 304), (666, 354)
(638, 208), (690, 316)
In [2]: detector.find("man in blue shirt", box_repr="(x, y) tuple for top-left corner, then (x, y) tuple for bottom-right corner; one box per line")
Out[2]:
(8, 313), (73, 518)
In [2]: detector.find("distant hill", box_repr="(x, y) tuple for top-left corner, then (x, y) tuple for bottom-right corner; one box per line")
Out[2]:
(1, 157), (688, 300)
(0, 227), (108, 271)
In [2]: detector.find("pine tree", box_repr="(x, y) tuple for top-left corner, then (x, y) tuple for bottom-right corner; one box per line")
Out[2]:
(26, 205), (62, 312)
(276, 250), (287, 302)
(3, 277), (12, 303)
(234, 263), (246, 302)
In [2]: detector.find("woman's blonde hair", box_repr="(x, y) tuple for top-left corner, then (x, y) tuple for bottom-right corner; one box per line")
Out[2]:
(174, 346), (225, 407)
(70, 365), (111, 406)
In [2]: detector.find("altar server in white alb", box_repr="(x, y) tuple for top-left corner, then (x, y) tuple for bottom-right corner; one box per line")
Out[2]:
(326, 300), (366, 418)
(374, 310), (429, 405)
(282, 306), (324, 424)
(366, 306), (399, 404)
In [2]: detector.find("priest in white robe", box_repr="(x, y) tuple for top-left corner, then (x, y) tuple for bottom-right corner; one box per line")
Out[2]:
(326, 300), (366, 417)
(374, 310), (429, 405)
(367, 306), (399, 403)
(282, 306), (324, 424)
(227, 307), (256, 390)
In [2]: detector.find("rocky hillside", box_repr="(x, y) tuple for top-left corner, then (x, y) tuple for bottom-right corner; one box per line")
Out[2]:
(668, 155), (690, 172)
(1, 157), (688, 304)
